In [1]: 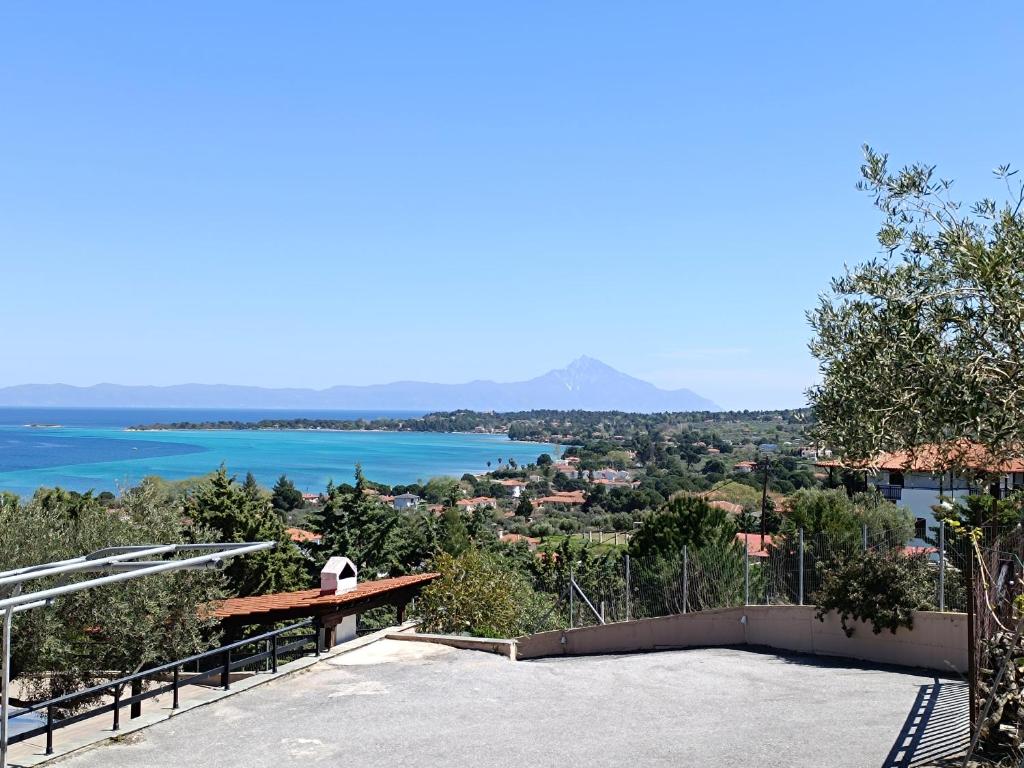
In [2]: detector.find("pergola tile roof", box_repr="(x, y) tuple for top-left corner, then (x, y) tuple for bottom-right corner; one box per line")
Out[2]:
(212, 573), (439, 620)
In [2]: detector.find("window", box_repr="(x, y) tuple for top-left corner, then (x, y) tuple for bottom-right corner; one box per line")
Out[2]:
(888, 471), (905, 487)
(915, 518), (927, 539)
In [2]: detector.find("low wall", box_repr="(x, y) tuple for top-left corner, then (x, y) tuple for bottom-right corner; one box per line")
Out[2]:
(516, 606), (967, 674)
(386, 632), (516, 659)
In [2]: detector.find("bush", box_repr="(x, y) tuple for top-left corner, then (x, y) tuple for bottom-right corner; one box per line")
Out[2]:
(417, 549), (552, 638)
(813, 549), (933, 636)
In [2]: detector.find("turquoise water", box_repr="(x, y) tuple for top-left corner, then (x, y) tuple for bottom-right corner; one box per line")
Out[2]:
(0, 409), (557, 496)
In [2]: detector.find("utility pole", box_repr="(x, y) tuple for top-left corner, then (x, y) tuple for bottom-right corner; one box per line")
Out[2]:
(760, 456), (771, 550)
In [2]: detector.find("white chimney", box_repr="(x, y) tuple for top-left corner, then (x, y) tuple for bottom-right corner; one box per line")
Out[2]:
(320, 556), (358, 595)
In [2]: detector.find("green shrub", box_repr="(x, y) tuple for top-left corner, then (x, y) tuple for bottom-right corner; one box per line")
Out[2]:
(417, 549), (553, 638)
(813, 549), (934, 636)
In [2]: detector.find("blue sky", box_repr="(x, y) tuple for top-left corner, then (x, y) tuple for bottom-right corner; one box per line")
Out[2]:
(2, 2), (1021, 409)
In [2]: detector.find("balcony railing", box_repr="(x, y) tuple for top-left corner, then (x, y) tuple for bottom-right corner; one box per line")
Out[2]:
(876, 484), (903, 501)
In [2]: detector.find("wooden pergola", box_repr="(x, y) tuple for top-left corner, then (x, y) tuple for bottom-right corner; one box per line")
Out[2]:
(212, 572), (439, 648)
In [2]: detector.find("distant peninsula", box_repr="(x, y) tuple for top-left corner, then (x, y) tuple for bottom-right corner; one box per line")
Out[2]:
(129, 408), (806, 447)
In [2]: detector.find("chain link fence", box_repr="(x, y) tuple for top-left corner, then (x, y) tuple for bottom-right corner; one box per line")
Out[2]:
(537, 524), (969, 631)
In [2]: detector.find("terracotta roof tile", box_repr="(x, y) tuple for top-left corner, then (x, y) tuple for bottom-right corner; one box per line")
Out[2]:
(211, 573), (439, 620)
(815, 440), (1024, 474)
(736, 532), (773, 558)
(285, 527), (321, 544)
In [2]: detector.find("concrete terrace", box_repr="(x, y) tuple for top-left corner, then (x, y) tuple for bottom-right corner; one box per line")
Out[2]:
(46, 640), (968, 768)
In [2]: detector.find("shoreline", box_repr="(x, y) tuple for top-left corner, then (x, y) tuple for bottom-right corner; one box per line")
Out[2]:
(125, 426), (551, 443)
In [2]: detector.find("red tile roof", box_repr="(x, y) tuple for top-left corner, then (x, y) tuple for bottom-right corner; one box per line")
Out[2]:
(900, 545), (938, 557)
(456, 496), (496, 507)
(709, 500), (744, 515)
(816, 440), (1024, 474)
(500, 533), (540, 548)
(537, 491), (586, 505)
(736, 532), (773, 558)
(285, 527), (321, 544)
(212, 573), (439, 620)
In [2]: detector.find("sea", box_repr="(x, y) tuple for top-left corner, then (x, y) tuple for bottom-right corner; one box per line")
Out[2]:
(0, 408), (558, 497)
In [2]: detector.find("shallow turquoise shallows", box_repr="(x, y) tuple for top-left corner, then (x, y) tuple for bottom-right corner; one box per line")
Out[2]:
(0, 409), (557, 496)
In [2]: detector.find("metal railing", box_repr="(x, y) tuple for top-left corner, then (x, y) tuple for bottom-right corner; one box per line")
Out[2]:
(5, 619), (320, 754)
(876, 484), (903, 501)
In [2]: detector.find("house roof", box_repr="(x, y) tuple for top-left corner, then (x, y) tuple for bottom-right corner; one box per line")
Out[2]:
(537, 491), (585, 505)
(499, 533), (540, 547)
(708, 500), (744, 515)
(816, 440), (1024, 474)
(285, 527), (321, 544)
(457, 496), (496, 507)
(393, 493), (420, 500)
(497, 478), (528, 487)
(211, 573), (439, 621)
(736, 533), (773, 558)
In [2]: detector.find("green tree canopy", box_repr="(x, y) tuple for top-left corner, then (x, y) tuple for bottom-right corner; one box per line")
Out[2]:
(271, 474), (304, 513)
(0, 482), (224, 706)
(187, 467), (307, 596)
(781, 488), (913, 544)
(628, 496), (738, 561)
(417, 549), (553, 638)
(809, 147), (1024, 473)
(422, 476), (462, 505)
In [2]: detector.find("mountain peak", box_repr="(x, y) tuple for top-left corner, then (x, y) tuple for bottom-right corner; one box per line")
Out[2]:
(0, 358), (720, 412)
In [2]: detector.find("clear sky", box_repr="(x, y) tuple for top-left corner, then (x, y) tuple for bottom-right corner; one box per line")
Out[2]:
(2, 2), (1021, 409)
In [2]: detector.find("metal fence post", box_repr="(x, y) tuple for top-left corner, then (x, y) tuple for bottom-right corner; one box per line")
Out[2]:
(271, 633), (279, 674)
(112, 686), (120, 732)
(130, 678), (142, 720)
(624, 555), (631, 622)
(744, 541), (750, 606)
(172, 666), (180, 710)
(938, 521), (946, 612)
(45, 704), (54, 755)
(798, 528), (805, 606)
(682, 546), (688, 614)
(221, 648), (231, 690)
(568, 568), (574, 629)
(862, 523), (868, 551)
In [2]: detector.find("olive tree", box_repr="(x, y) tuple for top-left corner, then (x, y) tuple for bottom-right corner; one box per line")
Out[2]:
(0, 482), (224, 708)
(808, 147), (1024, 472)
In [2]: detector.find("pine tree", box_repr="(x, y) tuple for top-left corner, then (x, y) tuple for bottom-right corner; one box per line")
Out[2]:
(188, 467), (307, 596)
(271, 474), (303, 514)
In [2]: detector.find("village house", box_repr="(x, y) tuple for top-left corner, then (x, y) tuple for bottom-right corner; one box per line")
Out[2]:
(536, 490), (586, 507)
(497, 478), (528, 498)
(817, 442), (1024, 546)
(734, 460), (757, 474)
(392, 492), (421, 510)
(456, 496), (496, 513)
(301, 492), (321, 505)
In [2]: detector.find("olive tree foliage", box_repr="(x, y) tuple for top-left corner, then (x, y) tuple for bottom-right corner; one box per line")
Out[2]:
(0, 482), (224, 707)
(808, 147), (1024, 471)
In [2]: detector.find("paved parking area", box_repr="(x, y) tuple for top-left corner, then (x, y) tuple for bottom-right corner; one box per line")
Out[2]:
(49, 641), (967, 768)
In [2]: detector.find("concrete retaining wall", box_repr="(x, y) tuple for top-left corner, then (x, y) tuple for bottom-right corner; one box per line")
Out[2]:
(516, 606), (967, 674)
(386, 631), (516, 659)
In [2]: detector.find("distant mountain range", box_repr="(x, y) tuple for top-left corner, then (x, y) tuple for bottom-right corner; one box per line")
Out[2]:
(0, 357), (719, 413)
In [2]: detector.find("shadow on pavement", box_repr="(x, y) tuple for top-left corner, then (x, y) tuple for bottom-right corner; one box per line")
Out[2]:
(881, 678), (969, 767)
